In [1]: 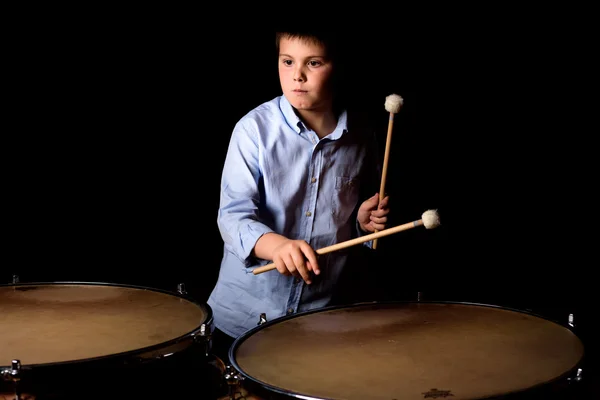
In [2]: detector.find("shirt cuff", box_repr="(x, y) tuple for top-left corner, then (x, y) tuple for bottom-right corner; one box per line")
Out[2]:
(237, 224), (275, 267)
(356, 220), (373, 249)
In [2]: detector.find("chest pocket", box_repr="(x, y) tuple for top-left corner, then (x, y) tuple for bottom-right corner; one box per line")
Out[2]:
(331, 176), (360, 224)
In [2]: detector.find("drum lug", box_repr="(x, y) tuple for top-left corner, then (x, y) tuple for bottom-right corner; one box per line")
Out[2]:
(12, 275), (19, 284)
(568, 313), (575, 328)
(224, 364), (245, 399)
(1, 360), (22, 384)
(1, 360), (24, 400)
(568, 367), (583, 384)
(257, 313), (267, 325)
(193, 323), (213, 356)
(177, 282), (187, 295)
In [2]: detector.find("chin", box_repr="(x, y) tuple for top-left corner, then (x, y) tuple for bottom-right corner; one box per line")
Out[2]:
(286, 98), (312, 111)
(292, 103), (312, 111)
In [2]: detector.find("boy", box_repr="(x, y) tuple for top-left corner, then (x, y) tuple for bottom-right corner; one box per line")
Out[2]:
(207, 30), (390, 362)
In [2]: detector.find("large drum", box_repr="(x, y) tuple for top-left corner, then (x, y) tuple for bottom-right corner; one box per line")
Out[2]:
(226, 301), (585, 400)
(0, 282), (223, 400)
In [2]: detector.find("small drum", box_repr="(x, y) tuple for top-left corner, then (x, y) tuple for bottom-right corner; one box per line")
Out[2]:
(0, 282), (223, 399)
(226, 301), (585, 400)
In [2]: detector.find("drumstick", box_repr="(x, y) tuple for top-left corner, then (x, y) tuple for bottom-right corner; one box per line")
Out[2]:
(373, 93), (404, 249)
(252, 209), (440, 275)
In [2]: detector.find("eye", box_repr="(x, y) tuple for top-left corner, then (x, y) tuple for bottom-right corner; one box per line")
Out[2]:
(308, 60), (322, 67)
(281, 59), (293, 66)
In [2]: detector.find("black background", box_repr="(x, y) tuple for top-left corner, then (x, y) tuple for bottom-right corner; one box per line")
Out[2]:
(4, 11), (597, 395)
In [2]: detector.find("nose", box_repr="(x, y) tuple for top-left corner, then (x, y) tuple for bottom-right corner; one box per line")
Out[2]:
(293, 66), (305, 82)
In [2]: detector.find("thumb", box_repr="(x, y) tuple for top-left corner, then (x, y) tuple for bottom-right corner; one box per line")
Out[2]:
(369, 193), (380, 205)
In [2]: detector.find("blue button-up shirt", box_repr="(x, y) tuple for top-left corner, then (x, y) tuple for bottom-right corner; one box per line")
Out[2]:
(207, 95), (380, 338)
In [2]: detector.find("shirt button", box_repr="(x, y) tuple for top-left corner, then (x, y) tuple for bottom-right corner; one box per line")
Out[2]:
(294, 277), (301, 284)
(287, 308), (294, 315)
(311, 177), (317, 183)
(305, 211), (312, 217)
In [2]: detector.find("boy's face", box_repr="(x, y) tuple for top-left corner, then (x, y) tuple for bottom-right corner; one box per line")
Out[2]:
(278, 36), (334, 113)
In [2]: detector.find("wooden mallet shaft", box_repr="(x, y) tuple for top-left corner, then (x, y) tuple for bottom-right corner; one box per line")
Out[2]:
(373, 94), (403, 249)
(252, 209), (439, 275)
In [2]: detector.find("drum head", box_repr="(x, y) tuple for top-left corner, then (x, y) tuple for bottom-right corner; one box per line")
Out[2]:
(0, 282), (211, 367)
(230, 302), (584, 400)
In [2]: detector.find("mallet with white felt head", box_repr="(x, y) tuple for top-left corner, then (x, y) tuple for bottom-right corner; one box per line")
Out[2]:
(252, 209), (440, 275)
(373, 93), (404, 249)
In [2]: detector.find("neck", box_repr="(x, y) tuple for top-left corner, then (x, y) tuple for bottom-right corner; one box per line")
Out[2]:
(297, 109), (338, 139)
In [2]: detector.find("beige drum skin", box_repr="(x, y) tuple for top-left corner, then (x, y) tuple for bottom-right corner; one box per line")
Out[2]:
(230, 302), (584, 400)
(0, 283), (209, 366)
(1, 282), (216, 400)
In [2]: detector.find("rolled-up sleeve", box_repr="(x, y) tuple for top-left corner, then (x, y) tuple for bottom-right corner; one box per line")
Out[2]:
(217, 120), (274, 266)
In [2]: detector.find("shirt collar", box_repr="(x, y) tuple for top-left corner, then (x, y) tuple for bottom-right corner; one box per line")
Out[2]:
(279, 95), (348, 139)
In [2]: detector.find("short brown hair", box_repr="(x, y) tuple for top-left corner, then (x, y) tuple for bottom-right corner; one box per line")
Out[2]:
(275, 30), (341, 63)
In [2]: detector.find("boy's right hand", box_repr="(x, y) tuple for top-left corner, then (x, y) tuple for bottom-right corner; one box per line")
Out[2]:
(271, 239), (320, 284)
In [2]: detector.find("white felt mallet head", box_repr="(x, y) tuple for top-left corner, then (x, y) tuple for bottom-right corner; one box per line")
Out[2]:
(385, 94), (404, 113)
(422, 209), (441, 229)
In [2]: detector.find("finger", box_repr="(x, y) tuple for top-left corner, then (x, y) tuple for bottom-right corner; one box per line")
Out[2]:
(363, 193), (378, 210)
(272, 254), (286, 275)
(281, 254), (299, 277)
(306, 261), (317, 276)
(370, 214), (388, 225)
(296, 263), (312, 284)
(370, 219), (387, 231)
(370, 193), (381, 206)
(301, 246), (320, 276)
(371, 211), (388, 222)
(274, 260), (291, 276)
(370, 208), (389, 218)
(378, 195), (390, 209)
(291, 250), (310, 271)
(291, 253), (311, 281)
(369, 210), (389, 223)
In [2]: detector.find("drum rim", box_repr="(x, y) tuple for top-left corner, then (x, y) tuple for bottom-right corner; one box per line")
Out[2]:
(228, 300), (585, 400)
(0, 281), (214, 369)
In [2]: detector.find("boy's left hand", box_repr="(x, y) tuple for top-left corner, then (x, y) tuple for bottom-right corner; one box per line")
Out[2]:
(358, 193), (390, 233)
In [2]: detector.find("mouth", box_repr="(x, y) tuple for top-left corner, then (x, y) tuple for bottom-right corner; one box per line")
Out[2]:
(293, 89), (308, 93)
